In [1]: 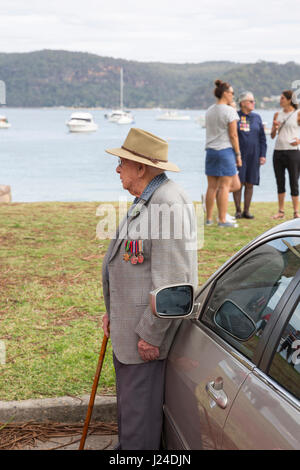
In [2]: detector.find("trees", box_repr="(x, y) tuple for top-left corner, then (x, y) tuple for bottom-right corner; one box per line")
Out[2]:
(0, 51), (299, 108)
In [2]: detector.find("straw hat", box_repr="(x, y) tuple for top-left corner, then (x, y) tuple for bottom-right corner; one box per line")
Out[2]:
(105, 128), (180, 172)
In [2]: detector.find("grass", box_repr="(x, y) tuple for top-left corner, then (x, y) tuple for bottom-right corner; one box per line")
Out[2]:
(0, 201), (292, 401)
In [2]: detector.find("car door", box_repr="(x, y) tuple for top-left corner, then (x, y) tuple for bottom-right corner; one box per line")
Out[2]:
(222, 279), (300, 449)
(163, 234), (300, 450)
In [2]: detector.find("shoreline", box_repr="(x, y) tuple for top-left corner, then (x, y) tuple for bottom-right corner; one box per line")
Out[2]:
(1, 106), (278, 112)
(0, 200), (282, 205)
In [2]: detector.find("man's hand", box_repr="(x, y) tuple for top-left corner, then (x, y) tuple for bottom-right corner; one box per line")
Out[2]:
(102, 313), (110, 338)
(138, 339), (159, 362)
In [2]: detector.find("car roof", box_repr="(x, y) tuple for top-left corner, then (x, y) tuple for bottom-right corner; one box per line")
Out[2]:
(197, 218), (300, 294)
(254, 218), (300, 244)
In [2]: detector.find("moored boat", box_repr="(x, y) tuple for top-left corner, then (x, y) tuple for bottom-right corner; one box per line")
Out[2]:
(156, 110), (190, 121)
(106, 109), (134, 124)
(66, 112), (98, 132)
(105, 68), (134, 124)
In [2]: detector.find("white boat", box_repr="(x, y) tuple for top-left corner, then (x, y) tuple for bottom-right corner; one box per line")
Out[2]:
(105, 68), (134, 125)
(106, 108), (134, 124)
(156, 110), (190, 121)
(263, 122), (271, 135)
(0, 115), (11, 129)
(66, 112), (98, 132)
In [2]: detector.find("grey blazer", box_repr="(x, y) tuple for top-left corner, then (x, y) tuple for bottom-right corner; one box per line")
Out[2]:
(102, 179), (198, 364)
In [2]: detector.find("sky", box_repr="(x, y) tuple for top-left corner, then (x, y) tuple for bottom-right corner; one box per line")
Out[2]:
(0, 0), (300, 64)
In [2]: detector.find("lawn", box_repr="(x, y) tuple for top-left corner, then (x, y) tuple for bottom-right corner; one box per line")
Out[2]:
(0, 201), (290, 400)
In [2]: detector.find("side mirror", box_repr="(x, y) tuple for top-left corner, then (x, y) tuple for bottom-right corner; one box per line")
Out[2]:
(214, 299), (256, 341)
(150, 284), (195, 319)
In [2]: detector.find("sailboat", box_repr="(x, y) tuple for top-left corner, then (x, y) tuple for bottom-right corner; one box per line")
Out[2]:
(105, 68), (134, 125)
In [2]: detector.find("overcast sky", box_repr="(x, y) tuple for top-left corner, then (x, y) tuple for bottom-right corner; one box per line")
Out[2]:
(1, 0), (299, 64)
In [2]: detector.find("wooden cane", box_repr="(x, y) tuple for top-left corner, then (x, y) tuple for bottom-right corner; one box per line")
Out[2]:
(79, 334), (108, 450)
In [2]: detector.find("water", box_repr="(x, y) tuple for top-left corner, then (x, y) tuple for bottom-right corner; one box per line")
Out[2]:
(0, 107), (280, 203)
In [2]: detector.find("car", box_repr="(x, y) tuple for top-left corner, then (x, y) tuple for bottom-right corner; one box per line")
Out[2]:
(151, 218), (300, 450)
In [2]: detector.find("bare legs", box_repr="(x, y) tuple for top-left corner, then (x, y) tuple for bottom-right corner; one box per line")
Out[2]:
(292, 195), (299, 218)
(206, 175), (233, 224)
(230, 173), (242, 193)
(205, 176), (218, 223)
(217, 176), (233, 223)
(272, 193), (286, 219)
(273, 194), (300, 218)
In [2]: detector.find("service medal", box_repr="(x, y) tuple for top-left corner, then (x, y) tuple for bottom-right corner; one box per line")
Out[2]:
(123, 241), (131, 262)
(131, 240), (138, 264)
(137, 240), (144, 264)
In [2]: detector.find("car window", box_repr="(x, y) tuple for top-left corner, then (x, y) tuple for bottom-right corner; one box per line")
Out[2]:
(269, 299), (300, 400)
(201, 237), (300, 361)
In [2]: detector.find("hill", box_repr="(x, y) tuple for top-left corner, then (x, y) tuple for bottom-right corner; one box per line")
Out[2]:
(0, 50), (299, 108)
(183, 61), (300, 109)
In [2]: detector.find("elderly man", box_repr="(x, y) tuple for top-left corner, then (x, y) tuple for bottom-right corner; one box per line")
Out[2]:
(233, 91), (267, 219)
(101, 128), (198, 450)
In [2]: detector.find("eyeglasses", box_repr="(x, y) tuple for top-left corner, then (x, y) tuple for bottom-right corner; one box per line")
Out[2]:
(118, 158), (124, 167)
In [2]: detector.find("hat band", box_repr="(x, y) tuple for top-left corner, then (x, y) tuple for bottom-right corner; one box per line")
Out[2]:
(121, 146), (164, 164)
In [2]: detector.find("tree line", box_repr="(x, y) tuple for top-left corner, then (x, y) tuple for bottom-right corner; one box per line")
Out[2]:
(0, 50), (299, 108)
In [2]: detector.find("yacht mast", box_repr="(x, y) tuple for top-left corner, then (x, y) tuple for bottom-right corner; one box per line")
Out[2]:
(120, 67), (124, 110)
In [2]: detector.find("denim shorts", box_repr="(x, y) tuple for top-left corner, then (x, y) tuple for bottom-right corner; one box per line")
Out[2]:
(205, 147), (237, 177)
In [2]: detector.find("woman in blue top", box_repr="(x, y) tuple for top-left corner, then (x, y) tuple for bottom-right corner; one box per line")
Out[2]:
(233, 91), (267, 219)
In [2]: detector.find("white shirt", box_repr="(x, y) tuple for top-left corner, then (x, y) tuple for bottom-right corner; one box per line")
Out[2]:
(205, 104), (240, 151)
(275, 109), (300, 151)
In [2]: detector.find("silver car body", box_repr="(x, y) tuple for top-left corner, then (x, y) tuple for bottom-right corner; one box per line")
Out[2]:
(154, 219), (300, 450)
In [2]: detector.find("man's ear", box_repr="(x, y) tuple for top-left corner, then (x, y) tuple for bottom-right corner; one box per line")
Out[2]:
(137, 163), (146, 177)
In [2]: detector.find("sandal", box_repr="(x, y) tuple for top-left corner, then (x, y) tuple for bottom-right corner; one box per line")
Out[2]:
(294, 212), (300, 219)
(272, 210), (285, 220)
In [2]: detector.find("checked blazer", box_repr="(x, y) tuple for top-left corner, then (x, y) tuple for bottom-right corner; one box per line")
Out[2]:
(102, 178), (198, 364)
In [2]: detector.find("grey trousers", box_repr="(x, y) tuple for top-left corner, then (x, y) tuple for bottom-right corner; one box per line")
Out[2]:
(113, 353), (167, 450)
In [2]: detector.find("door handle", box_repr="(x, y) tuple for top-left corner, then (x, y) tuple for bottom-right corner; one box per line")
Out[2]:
(205, 377), (228, 409)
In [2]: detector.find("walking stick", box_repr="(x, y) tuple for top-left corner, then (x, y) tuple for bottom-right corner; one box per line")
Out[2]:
(79, 334), (108, 450)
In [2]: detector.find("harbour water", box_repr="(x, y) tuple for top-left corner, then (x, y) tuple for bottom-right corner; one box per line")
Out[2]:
(0, 107), (282, 203)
